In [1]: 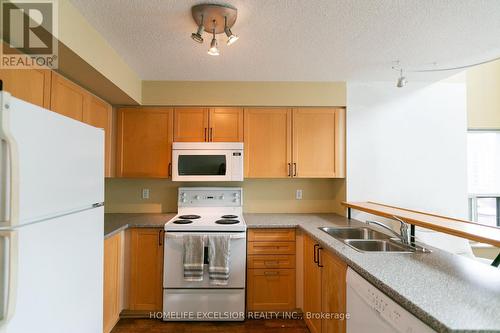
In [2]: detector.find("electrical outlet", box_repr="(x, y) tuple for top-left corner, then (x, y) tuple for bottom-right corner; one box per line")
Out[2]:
(296, 189), (303, 200)
(142, 188), (150, 200)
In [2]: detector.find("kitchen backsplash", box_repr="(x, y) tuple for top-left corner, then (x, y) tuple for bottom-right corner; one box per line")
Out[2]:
(105, 178), (346, 215)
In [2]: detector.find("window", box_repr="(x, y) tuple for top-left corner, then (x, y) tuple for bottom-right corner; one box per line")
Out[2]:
(467, 131), (500, 226)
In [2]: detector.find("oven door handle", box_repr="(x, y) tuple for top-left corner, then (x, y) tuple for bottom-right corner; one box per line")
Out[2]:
(164, 233), (246, 239)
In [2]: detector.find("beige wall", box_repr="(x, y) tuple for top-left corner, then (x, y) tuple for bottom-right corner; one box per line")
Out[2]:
(105, 178), (346, 215)
(58, 0), (142, 103)
(142, 81), (346, 106)
(467, 59), (500, 129)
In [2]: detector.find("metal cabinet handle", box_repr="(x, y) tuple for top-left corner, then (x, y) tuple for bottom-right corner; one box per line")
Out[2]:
(209, 128), (213, 141)
(204, 128), (207, 141)
(287, 163), (291, 177)
(313, 243), (319, 263)
(264, 260), (279, 266)
(293, 163), (297, 177)
(264, 271), (279, 276)
(168, 162), (172, 177)
(317, 247), (324, 267)
(158, 230), (163, 246)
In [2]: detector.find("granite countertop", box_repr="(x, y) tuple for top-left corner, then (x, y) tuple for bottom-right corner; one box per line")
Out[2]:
(104, 212), (500, 332)
(104, 213), (175, 239)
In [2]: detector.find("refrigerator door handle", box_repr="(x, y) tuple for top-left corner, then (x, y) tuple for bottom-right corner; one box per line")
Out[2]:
(0, 92), (20, 229)
(0, 231), (18, 329)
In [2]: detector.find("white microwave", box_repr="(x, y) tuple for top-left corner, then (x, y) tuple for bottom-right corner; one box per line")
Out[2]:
(172, 142), (244, 181)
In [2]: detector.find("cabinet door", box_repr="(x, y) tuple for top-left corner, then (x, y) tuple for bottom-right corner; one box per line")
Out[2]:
(303, 235), (322, 333)
(50, 72), (86, 121)
(129, 229), (164, 311)
(208, 107), (243, 142)
(104, 233), (122, 333)
(292, 108), (345, 178)
(247, 269), (296, 311)
(244, 108), (292, 178)
(321, 250), (347, 333)
(173, 107), (209, 142)
(83, 95), (113, 177)
(116, 107), (173, 178)
(0, 68), (51, 108)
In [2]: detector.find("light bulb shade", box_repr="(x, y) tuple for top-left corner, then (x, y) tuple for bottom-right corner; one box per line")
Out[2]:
(224, 27), (239, 45)
(396, 76), (408, 88)
(208, 37), (219, 56)
(191, 32), (203, 43)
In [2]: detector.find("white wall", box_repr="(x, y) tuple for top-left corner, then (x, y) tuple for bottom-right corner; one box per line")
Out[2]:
(346, 78), (472, 255)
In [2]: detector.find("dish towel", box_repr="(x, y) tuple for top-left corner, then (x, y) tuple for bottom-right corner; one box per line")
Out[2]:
(208, 235), (231, 285)
(183, 235), (204, 281)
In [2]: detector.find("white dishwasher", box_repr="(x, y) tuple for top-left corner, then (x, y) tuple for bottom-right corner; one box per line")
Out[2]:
(346, 268), (436, 333)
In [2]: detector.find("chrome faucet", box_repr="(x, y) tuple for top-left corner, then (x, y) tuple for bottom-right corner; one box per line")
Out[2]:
(366, 216), (410, 245)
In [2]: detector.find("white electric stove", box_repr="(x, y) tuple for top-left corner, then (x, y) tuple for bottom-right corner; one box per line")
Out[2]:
(163, 187), (247, 321)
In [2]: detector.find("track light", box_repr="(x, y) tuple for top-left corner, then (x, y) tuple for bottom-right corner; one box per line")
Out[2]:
(191, 15), (204, 43)
(396, 68), (407, 88)
(224, 16), (239, 46)
(207, 23), (219, 56)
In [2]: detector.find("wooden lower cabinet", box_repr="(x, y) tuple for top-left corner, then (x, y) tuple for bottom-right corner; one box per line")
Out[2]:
(128, 228), (164, 311)
(246, 229), (296, 311)
(303, 234), (347, 333)
(103, 232), (122, 333)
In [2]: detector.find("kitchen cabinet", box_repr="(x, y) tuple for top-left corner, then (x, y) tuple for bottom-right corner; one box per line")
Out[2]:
(247, 229), (296, 311)
(244, 107), (345, 179)
(293, 108), (345, 178)
(50, 71), (86, 121)
(83, 94), (113, 177)
(104, 232), (122, 333)
(0, 68), (51, 108)
(116, 107), (173, 178)
(303, 234), (347, 333)
(209, 108), (244, 142)
(244, 108), (292, 178)
(128, 228), (164, 311)
(173, 107), (243, 142)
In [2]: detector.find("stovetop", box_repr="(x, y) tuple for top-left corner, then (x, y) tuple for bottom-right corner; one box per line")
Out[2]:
(164, 187), (246, 232)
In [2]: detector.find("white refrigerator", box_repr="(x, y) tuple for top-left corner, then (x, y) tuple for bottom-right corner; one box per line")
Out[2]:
(0, 92), (104, 333)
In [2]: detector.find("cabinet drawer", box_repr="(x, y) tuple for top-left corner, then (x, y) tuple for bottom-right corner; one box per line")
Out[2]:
(248, 229), (296, 242)
(247, 269), (296, 311)
(248, 255), (295, 269)
(248, 241), (295, 255)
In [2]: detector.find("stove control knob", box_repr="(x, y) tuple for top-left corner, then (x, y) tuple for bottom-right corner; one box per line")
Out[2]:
(180, 192), (186, 197)
(234, 193), (240, 198)
(219, 195), (225, 200)
(181, 198), (186, 203)
(195, 195), (200, 200)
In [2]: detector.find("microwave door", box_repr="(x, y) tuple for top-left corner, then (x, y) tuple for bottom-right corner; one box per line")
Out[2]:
(172, 150), (232, 181)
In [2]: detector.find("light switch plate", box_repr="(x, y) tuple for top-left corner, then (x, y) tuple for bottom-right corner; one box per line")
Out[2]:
(296, 189), (303, 200)
(142, 188), (150, 200)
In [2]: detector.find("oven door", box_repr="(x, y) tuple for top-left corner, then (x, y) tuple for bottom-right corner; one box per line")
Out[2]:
(172, 150), (232, 181)
(163, 232), (246, 288)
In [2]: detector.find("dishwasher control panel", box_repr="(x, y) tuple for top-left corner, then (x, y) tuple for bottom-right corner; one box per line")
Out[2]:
(346, 268), (435, 333)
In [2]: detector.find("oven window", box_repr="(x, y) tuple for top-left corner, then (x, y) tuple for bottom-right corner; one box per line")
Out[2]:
(178, 155), (227, 175)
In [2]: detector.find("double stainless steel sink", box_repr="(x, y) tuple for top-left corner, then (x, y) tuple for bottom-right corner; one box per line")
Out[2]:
(319, 226), (427, 253)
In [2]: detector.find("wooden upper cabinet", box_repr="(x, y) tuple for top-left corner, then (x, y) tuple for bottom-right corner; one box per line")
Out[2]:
(173, 107), (209, 142)
(293, 108), (345, 178)
(0, 68), (51, 108)
(321, 250), (347, 333)
(128, 228), (164, 311)
(244, 108), (292, 178)
(116, 107), (173, 178)
(83, 95), (113, 177)
(209, 108), (243, 142)
(50, 72), (86, 121)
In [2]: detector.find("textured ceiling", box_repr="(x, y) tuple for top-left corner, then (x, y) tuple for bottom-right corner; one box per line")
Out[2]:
(69, 0), (500, 81)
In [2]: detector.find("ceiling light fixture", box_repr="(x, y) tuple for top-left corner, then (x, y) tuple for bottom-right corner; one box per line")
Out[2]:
(190, 4), (239, 56)
(191, 14), (204, 43)
(224, 16), (239, 46)
(207, 21), (219, 56)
